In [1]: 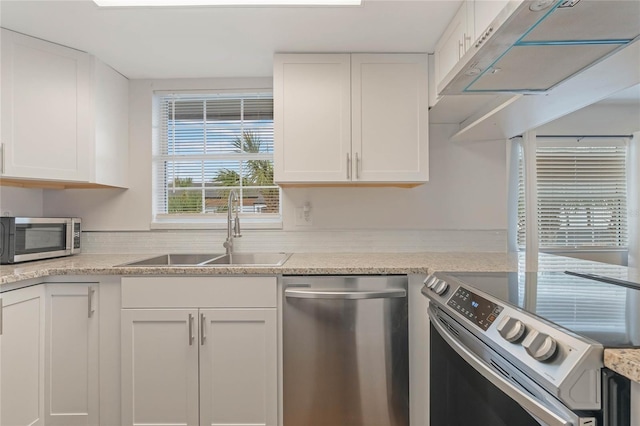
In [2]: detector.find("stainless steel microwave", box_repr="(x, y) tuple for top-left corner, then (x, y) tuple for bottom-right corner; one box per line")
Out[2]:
(0, 217), (81, 264)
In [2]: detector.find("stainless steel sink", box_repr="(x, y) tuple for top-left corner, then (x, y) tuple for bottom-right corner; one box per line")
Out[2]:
(203, 252), (291, 266)
(119, 252), (291, 267)
(119, 253), (224, 266)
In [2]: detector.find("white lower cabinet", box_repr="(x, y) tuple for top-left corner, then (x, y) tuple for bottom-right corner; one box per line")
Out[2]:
(0, 283), (99, 426)
(121, 309), (200, 426)
(45, 284), (99, 426)
(120, 277), (278, 426)
(0, 285), (46, 426)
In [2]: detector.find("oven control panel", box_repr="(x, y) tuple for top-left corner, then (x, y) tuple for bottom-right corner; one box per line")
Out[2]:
(447, 287), (503, 331)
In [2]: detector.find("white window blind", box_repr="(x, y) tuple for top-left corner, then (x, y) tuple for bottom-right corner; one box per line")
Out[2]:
(517, 138), (629, 250)
(153, 92), (280, 224)
(517, 271), (629, 339)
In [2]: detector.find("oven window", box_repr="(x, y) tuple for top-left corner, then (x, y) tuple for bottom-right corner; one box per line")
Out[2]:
(430, 324), (540, 426)
(16, 224), (66, 254)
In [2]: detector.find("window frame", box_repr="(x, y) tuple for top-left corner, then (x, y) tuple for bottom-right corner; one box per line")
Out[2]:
(151, 89), (282, 230)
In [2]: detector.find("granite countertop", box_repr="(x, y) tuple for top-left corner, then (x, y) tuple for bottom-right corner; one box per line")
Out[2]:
(2, 250), (639, 383)
(604, 349), (640, 383)
(0, 251), (521, 286)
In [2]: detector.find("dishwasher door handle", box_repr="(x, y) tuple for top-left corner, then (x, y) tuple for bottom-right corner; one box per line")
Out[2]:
(285, 288), (406, 300)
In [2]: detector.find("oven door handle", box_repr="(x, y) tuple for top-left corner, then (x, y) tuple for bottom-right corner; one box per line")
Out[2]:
(430, 315), (578, 426)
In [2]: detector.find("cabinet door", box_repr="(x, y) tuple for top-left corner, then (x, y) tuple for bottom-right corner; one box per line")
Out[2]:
(352, 54), (429, 183)
(121, 309), (199, 426)
(45, 284), (99, 426)
(0, 29), (92, 182)
(199, 309), (277, 426)
(274, 54), (351, 183)
(0, 285), (46, 426)
(92, 57), (129, 188)
(434, 3), (470, 93)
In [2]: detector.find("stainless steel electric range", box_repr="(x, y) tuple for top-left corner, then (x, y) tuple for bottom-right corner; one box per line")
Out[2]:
(423, 270), (639, 426)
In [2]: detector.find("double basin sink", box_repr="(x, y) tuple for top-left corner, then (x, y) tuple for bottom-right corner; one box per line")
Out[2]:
(120, 252), (291, 267)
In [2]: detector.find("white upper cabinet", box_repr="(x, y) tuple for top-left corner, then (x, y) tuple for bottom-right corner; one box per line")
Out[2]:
(351, 54), (429, 183)
(92, 57), (129, 188)
(274, 53), (429, 185)
(1, 29), (128, 188)
(434, 2), (473, 93)
(1, 28), (92, 183)
(433, 0), (510, 96)
(274, 54), (352, 183)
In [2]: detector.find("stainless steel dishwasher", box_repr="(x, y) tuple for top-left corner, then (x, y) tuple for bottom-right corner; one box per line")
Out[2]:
(283, 275), (409, 426)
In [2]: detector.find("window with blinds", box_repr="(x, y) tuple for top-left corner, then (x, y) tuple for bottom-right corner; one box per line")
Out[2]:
(517, 138), (629, 250)
(154, 92), (280, 224)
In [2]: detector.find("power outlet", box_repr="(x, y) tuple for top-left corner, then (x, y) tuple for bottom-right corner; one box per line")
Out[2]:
(295, 206), (313, 227)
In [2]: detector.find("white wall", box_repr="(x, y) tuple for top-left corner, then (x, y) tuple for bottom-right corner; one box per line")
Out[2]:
(38, 77), (507, 233)
(0, 186), (44, 217)
(536, 103), (640, 136)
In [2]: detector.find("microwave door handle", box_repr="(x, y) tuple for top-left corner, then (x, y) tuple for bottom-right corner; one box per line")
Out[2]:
(430, 315), (578, 426)
(66, 219), (73, 251)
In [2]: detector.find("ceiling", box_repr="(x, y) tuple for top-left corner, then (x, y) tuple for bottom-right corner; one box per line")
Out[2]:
(0, 0), (461, 79)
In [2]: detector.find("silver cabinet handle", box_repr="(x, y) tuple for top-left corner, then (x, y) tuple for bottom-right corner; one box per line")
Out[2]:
(0, 298), (3, 335)
(285, 288), (406, 300)
(346, 152), (351, 179)
(430, 311), (577, 426)
(188, 314), (195, 346)
(458, 39), (464, 59)
(0, 143), (5, 174)
(355, 152), (360, 179)
(200, 313), (206, 345)
(87, 287), (95, 318)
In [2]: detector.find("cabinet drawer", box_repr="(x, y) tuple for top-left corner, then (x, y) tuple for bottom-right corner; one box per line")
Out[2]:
(121, 276), (277, 308)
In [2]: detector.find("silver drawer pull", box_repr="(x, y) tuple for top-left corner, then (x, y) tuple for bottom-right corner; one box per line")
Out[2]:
(200, 313), (207, 345)
(188, 314), (195, 346)
(87, 287), (95, 318)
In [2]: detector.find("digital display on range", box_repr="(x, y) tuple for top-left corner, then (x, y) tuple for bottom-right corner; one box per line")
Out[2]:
(447, 288), (503, 331)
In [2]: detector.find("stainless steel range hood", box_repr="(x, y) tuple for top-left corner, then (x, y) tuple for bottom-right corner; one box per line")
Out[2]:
(439, 0), (640, 95)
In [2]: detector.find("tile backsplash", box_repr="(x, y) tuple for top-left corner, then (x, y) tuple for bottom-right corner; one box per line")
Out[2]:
(82, 229), (507, 254)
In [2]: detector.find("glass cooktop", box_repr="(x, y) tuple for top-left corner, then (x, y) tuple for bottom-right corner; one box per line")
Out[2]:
(445, 271), (640, 348)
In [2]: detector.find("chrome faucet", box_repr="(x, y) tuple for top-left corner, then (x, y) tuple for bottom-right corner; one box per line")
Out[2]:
(223, 189), (242, 255)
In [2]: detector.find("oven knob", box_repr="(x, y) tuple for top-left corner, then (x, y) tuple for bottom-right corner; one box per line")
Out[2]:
(424, 276), (438, 288)
(433, 280), (449, 295)
(496, 316), (526, 343)
(522, 330), (557, 361)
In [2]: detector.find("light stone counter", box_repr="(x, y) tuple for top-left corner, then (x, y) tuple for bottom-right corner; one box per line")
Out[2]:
(0, 251), (520, 286)
(604, 349), (640, 383)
